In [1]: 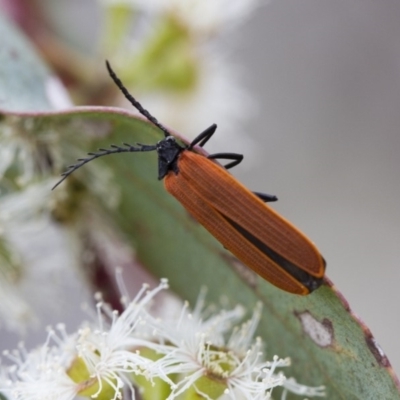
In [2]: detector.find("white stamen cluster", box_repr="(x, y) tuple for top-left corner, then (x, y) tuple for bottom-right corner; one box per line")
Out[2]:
(0, 280), (325, 400)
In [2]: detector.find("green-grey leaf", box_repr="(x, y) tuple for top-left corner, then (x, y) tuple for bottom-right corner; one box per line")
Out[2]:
(0, 14), (54, 112)
(5, 107), (398, 400)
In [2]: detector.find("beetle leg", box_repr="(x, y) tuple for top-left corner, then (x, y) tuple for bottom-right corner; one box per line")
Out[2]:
(253, 191), (278, 202)
(188, 124), (217, 149)
(207, 153), (243, 169)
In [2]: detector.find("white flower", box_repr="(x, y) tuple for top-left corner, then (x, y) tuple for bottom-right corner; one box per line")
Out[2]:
(0, 182), (92, 334)
(0, 149), (118, 335)
(76, 280), (170, 398)
(0, 276), (37, 333)
(100, 0), (261, 35)
(0, 280), (170, 400)
(1, 280), (325, 400)
(1, 329), (78, 400)
(282, 378), (326, 399)
(146, 296), (325, 399)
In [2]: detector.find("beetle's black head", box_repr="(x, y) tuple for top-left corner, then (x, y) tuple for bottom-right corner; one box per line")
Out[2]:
(156, 136), (184, 179)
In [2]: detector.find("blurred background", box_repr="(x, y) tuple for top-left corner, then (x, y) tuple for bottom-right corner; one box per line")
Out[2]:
(1, 0), (399, 377)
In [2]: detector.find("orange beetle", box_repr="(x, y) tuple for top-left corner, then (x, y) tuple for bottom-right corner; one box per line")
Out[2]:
(53, 61), (326, 295)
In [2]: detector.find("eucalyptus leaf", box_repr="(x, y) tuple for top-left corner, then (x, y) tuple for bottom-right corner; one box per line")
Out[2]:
(2, 107), (398, 399)
(0, 13), (54, 112)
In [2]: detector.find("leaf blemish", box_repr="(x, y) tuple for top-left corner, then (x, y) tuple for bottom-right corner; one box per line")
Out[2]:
(365, 334), (390, 367)
(295, 310), (334, 347)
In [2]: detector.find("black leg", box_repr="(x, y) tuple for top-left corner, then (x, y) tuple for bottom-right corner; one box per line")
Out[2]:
(253, 191), (278, 202)
(188, 124), (217, 149)
(207, 153), (243, 169)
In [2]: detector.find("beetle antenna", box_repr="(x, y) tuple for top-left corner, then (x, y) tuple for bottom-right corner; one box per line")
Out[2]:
(106, 60), (171, 138)
(52, 143), (157, 190)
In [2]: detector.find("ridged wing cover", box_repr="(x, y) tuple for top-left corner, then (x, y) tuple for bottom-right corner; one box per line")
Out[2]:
(164, 151), (325, 294)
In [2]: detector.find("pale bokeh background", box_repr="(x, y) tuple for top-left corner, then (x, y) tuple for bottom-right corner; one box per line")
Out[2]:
(229, 0), (400, 373)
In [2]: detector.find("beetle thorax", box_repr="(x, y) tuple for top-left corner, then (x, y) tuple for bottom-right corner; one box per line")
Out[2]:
(156, 136), (184, 179)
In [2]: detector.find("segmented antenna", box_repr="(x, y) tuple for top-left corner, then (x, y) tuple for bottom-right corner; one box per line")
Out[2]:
(52, 61), (172, 190)
(52, 143), (156, 190)
(106, 60), (171, 137)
